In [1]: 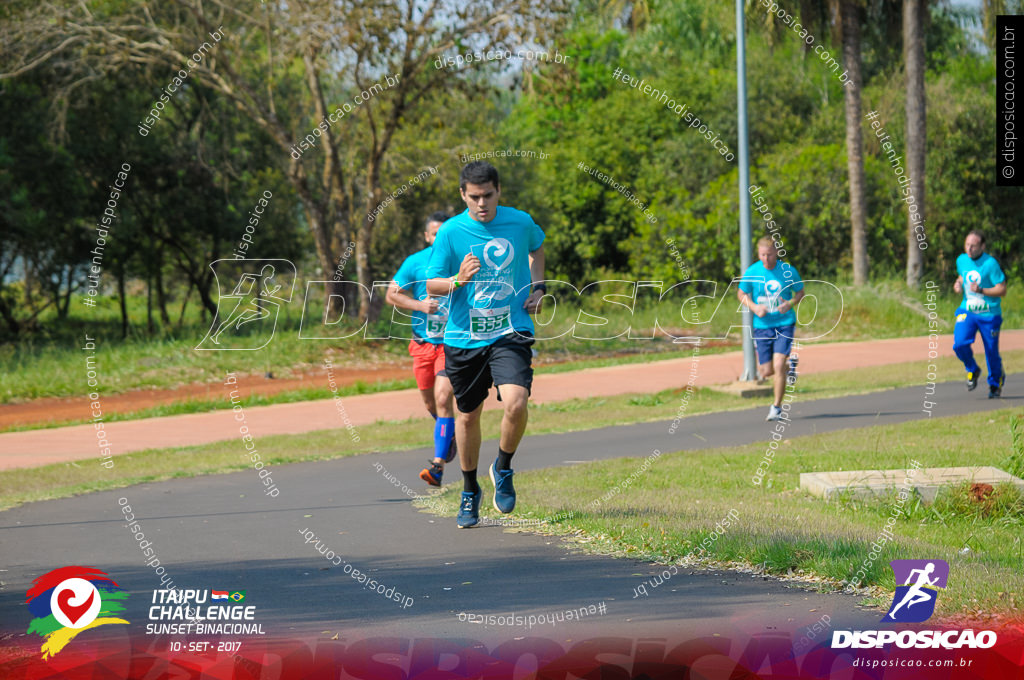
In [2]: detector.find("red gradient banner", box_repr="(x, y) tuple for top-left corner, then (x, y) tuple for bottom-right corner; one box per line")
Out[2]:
(2, 625), (1023, 679)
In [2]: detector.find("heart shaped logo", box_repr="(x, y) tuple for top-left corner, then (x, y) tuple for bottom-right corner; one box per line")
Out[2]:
(57, 589), (94, 625)
(50, 578), (101, 629)
(482, 238), (514, 271)
(965, 270), (981, 286)
(765, 280), (782, 298)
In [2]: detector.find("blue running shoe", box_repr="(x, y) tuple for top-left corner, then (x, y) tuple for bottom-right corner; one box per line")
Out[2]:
(456, 490), (481, 528)
(489, 461), (516, 513)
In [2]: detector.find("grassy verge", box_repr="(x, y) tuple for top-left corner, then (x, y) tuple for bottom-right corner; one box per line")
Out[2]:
(0, 379), (417, 433)
(419, 409), (1024, 621)
(5, 352), (1023, 619)
(8, 332), (1023, 434)
(0, 341), (729, 432)
(4, 279), (1018, 403)
(3, 351), (1020, 510)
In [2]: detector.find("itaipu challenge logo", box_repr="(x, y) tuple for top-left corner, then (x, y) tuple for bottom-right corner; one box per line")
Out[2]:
(25, 566), (129, 659)
(882, 559), (949, 623)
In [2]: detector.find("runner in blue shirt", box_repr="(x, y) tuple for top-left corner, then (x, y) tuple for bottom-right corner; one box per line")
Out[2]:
(385, 212), (457, 485)
(425, 161), (546, 528)
(737, 237), (805, 422)
(953, 230), (1008, 398)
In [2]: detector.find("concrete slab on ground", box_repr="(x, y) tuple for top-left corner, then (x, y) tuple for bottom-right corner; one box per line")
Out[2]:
(800, 466), (1024, 501)
(708, 380), (773, 398)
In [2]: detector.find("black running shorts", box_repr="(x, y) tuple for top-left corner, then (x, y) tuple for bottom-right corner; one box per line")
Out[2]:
(443, 331), (535, 414)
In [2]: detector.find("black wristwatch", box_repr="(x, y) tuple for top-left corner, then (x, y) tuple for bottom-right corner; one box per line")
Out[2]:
(533, 283), (547, 294)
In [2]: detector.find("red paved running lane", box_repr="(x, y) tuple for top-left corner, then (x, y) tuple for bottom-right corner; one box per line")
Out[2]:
(1, 331), (1020, 470)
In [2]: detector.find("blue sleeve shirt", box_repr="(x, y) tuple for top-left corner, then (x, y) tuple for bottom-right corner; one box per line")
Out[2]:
(392, 246), (449, 344)
(738, 260), (804, 329)
(425, 206), (545, 349)
(957, 252), (1005, 318)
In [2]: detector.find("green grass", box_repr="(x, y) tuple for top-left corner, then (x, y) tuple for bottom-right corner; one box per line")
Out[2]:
(932, 481), (1024, 521)
(4, 278), (1018, 404)
(4, 348), (1023, 619)
(7, 316), (1022, 434)
(0, 350), (961, 507)
(419, 407), (1024, 620)
(5, 350), (1021, 508)
(5, 349), (1024, 504)
(1003, 414), (1024, 478)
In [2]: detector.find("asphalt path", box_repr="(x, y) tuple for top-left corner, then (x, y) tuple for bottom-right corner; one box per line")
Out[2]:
(1, 376), (1019, 648)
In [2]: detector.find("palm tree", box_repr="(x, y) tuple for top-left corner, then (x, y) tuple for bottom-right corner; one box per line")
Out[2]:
(904, 0), (927, 287)
(840, 0), (870, 285)
(982, 1), (1024, 49)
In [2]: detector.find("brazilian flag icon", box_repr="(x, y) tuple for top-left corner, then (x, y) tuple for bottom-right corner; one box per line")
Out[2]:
(229, 591), (246, 602)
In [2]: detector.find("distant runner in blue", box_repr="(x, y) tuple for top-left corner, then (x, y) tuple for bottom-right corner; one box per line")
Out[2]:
(953, 230), (1007, 398)
(385, 212), (457, 487)
(737, 237), (805, 422)
(425, 161), (546, 529)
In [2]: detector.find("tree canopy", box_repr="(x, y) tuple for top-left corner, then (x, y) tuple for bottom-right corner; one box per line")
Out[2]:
(0, 0), (1018, 341)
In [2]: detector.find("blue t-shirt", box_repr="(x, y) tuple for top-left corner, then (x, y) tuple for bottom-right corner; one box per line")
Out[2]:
(957, 252), (1005, 318)
(739, 261), (804, 329)
(392, 246), (449, 344)
(425, 206), (545, 349)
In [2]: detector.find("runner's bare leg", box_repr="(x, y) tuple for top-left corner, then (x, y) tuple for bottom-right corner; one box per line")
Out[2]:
(457, 403), (484, 472)
(496, 384), (529, 453)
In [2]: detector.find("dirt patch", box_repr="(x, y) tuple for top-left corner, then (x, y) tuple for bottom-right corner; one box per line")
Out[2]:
(0, 365), (411, 429)
(969, 482), (995, 502)
(1, 340), (735, 430)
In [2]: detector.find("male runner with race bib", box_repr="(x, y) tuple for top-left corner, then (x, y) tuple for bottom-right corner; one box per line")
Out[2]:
(425, 161), (546, 528)
(386, 212), (457, 485)
(953, 230), (1007, 398)
(738, 237), (805, 422)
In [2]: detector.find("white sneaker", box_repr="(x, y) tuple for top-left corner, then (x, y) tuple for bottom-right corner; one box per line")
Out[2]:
(765, 405), (783, 422)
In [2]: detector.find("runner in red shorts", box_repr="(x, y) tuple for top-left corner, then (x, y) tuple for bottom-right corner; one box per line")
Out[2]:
(385, 212), (457, 485)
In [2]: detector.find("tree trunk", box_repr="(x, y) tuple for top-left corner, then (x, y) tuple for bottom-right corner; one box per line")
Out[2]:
(147, 273), (154, 334)
(356, 157), (382, 324)
(117, 268), (129, 339)
(24, 261), (35, 308)
(155, 272), (169, 327)
(155, 255), (171, 326)
(799, 0), (821, 54)
(179, 265), (218, 320)
(58, 266), (73, 319)
(0, 293), (21, 337)
(176, 281), (193, 330)
(904, 0), (926, 287)
(841, 0), (870, 285)
(287, 155), (346, 318)
(355, 218), (373, 324)
(309, 208), (346, 317)
(195, 272), (218, 319)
